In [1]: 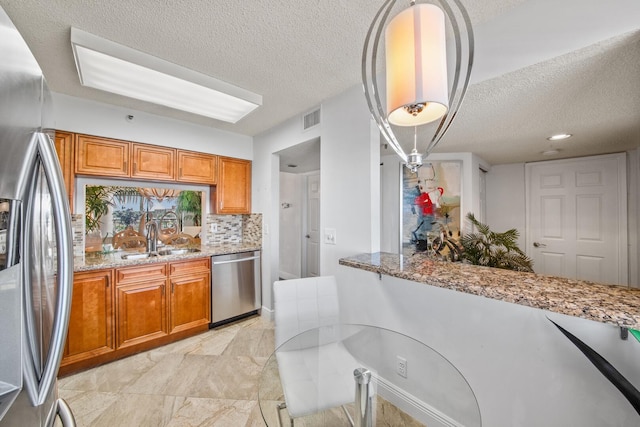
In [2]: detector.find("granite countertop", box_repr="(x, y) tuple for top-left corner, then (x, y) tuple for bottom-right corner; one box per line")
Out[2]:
(74, 243), (261, 272)
(339, 252), (640, 330)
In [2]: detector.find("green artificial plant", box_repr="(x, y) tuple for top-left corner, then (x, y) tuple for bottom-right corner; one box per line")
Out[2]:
(461, 212), (534, 272)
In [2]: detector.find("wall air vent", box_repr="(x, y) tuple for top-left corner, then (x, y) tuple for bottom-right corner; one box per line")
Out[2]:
(303, 109), (321, 130)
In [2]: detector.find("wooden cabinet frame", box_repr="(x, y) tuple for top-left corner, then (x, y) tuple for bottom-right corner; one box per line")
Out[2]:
(61, 269), (114, 366)
(214, 157), (251, 214)
(61, 258), (213, 376)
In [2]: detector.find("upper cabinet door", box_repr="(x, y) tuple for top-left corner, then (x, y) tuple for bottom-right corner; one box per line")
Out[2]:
(131, 143), (176, 181)
(75, 135), (130, 177)
(216, 157), (251, 214)
(53, 130), (75, 211)
(177, 150), (217, 184)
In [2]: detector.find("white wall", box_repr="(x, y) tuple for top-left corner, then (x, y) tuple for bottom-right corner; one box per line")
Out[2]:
(278, 172), (302, 279)
(486, 151), (639, 287)
(485, 162), (527, 249)
(253, 84), (379, 313)
(52, 93), (253, 159)
(336, 265), (640, 427)
(380, 152), (491, 252)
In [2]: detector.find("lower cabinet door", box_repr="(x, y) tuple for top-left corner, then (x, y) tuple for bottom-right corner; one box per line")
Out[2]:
(116, 279), (169, 349)
(62, 269), (114, 365)
(169, 272), (210, 334)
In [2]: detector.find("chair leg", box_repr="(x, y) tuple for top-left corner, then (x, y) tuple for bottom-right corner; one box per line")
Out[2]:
(342, 405), (354, 427)
(277, 402), (294, 427)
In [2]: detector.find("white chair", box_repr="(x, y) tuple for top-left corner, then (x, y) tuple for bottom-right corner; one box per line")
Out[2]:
(273, 276), (357, 427)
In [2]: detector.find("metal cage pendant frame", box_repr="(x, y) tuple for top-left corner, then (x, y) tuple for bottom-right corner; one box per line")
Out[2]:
(362, 0), (474, 172)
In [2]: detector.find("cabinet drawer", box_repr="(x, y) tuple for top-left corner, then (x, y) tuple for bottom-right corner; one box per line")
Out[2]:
(116, 262), (167, 285)
(170, 258), (210, 276)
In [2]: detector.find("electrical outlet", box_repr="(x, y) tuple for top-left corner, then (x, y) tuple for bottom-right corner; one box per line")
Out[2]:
(210, 223), (218, 233)
(397, 356), (407, 378)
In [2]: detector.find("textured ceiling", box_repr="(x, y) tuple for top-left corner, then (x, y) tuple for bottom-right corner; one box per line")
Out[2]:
(1, 0), (639, 165)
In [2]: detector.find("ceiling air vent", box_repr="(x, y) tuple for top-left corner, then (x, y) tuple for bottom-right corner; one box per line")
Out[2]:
(303, 109), (321, 130)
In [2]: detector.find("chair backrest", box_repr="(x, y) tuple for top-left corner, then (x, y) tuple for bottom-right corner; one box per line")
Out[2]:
(273, 276), (340, 348)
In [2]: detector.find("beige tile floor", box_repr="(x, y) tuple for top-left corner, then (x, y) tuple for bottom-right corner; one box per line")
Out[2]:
(58, 315), (276, 427)
(58, 315), (422, 427)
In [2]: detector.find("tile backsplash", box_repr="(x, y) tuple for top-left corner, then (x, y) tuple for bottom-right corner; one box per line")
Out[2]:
(204, 213), (262, 246)
(71, 214), (84, 257)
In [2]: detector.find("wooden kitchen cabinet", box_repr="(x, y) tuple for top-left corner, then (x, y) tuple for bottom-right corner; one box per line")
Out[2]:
(53, 130), (75, 211)
(177, 150), (217, 184)
(115, 263), (169, 349)
(75, 134), (130, 178)
(61, 269), (114, 366)
(132, 143), (176, 181)
(60, 257), (215, 376)
(214, 157), (251, 214)
(168, 258), (210, 334)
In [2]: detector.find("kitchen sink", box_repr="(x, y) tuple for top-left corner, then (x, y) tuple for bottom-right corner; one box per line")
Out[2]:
(121, 252), (156, 260)
(157, 248), (201, 256)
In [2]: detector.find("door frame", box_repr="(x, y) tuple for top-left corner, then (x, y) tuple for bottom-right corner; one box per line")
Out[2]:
(301, 171), (320, 277)
(524, 153), (628, 284)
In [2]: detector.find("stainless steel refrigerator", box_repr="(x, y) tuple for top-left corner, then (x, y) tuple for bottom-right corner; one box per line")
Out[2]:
(0, 6), (76, 427)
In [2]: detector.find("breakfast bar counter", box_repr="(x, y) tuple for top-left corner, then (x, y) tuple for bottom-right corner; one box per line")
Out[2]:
(339, 252), (640, 330)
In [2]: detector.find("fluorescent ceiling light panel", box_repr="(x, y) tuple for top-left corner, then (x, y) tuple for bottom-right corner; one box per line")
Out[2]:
(70, 28), (261, 123)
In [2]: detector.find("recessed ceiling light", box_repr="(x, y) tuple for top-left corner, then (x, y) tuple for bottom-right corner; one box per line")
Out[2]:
(547, 133), (572, 141)
(70, 28), (262, 123)
(542, 149), (560, 156)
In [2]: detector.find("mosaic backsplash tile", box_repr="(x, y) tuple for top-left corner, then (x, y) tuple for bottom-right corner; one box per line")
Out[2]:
(204, 213), (262, 246)
(71, 214), (84, 257)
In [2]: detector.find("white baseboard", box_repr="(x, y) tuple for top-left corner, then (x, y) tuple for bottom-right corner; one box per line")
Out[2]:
(376, 376), (466, 427)
(261, 306), (274, 322)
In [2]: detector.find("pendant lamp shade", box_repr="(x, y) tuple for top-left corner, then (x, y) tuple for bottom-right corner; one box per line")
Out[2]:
(385, 4), (449, 127)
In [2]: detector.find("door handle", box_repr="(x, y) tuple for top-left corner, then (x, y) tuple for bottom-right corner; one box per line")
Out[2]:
(56, 398), (77, 426)
(305, 235), (310, 238)
(533, 242), (547, 248)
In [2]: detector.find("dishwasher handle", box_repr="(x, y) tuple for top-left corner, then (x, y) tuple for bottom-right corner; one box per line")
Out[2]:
(212, 255), (261, 266)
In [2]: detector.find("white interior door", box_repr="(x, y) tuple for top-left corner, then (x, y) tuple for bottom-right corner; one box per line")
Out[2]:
(305, 173), (320, 277)
(525, 153), (627, 285)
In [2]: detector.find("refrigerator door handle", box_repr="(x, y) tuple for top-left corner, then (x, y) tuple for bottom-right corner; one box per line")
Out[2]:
(22, 132), (74, 406)
(56, 398), (77, 426)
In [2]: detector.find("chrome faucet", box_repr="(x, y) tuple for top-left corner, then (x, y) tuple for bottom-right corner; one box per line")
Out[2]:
(146, 220), (159, 253)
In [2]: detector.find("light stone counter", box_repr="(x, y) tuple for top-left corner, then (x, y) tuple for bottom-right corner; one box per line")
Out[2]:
(74, 243), (261, 272)
(339, 252), (640, 329)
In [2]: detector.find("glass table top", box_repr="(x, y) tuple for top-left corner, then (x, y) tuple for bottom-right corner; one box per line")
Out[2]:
(258, 324), (481, 427)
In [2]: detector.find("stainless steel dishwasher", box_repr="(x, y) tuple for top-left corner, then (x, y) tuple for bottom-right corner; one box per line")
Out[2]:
(210, 250), (261, 326)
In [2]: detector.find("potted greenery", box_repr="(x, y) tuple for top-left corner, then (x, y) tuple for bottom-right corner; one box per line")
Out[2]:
(461, 212), (534, 272)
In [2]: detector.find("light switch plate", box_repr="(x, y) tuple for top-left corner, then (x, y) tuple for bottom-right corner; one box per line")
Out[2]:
(324, 228), (336, 245)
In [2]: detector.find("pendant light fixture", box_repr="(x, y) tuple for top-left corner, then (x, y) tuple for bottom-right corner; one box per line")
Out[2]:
(362, 0), (474, 173)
